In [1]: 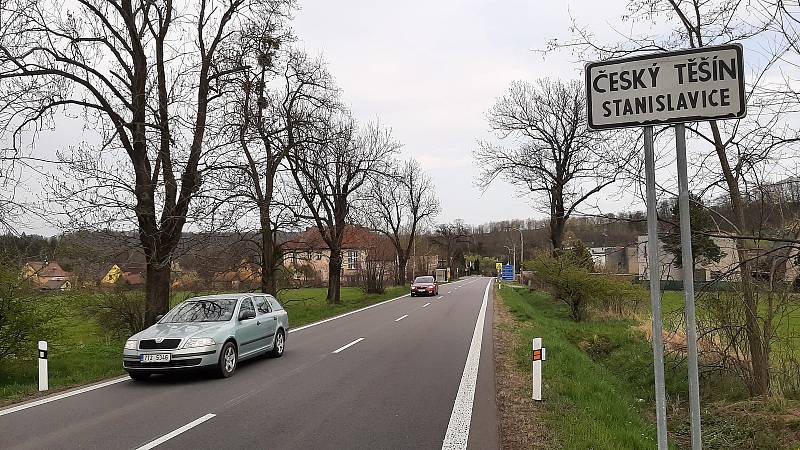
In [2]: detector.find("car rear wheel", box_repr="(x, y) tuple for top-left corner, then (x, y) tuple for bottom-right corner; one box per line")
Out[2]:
(128, 371), (151, 381)
(216, 341), (237, 378)
(268, 330), (285, 358)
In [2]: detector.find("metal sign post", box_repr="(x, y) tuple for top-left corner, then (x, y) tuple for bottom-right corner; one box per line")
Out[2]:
(675, 123), (702, 450)
(586, 44), (746, 450)
(644, 126), (669, 450)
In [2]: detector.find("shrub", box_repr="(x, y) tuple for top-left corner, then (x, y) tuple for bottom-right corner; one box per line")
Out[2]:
(83, 290), (147, 338)
(527, 246), (645, 321)
(359, 260), (388, 294)
(0, 265), (52, 364)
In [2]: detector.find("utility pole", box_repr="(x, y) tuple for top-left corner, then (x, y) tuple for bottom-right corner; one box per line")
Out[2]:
(518, 228), (524, 273)
(512, 243), (516, 275)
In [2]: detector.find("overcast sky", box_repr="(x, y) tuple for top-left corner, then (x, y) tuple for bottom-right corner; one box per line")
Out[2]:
(17, 0), (751, 236)
(291, 0), (636, 226)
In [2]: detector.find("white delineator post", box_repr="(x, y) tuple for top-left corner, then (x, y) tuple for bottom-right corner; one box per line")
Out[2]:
(38, 340), (48, 391)
(532, 337), (545, 401)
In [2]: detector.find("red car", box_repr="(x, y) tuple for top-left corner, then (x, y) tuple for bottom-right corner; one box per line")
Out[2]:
(410, 275), (438, 297)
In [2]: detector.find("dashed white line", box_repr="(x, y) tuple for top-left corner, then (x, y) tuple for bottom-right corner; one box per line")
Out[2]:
(395, 314), (409, 322)
(136, 413), (216, 450)
(332, 337), (365, 354)
(438, 296), (444, 299)
(422, 302), (431, 308)
(447, 291), (452, 294)
(441, 279), (492, 450)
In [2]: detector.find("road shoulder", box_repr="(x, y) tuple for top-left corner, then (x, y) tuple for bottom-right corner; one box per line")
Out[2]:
(466, 279), (500, 449)
(493, 285), (554, 449)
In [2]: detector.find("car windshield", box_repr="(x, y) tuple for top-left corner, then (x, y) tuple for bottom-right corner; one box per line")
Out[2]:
(414, 276), (434, 284)
(161, 299), (237, 323)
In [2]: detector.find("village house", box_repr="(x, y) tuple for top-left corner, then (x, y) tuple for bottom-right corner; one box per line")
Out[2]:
(100, 263), (146, 287)
(283, 225), (397, 286)
(589, 246), (634, 274)
(637, 235), (741, 282)
(20, 261), (73, 291)
(211, 262), (261, 291)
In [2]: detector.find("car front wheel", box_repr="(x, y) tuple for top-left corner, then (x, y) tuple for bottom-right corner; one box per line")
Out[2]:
(216, 341), (237, 378)
(268, 330), (285, 358)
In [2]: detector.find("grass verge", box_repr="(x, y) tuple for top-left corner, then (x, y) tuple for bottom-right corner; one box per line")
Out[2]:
(496, 284), (800, 449)
(496, 284), (661, 449)
(0, 286), (407, 405)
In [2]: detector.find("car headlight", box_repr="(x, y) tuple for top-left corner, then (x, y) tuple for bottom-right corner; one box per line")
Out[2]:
(184, 337), (216, 348)
(124, 340), (137, 350)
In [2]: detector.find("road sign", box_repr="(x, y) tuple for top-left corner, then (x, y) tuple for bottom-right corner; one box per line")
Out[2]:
(586, 44), (745, 130)
(500, 264), (514, 281)
(584, 45), (746, 450)
(495, 262), (502, 274)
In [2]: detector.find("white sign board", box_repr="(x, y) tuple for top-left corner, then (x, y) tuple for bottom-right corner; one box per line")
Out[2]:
(586, 44), (745, 130)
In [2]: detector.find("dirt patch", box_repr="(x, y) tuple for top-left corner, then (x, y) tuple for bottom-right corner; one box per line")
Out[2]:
(493, 288), (556, 449)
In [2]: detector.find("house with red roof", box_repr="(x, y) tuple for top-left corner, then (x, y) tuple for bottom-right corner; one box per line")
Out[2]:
(283, 225), (397, 286)
(21, 261), (74, 291)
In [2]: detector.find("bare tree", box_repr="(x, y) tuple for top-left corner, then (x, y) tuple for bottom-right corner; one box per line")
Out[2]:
(367, 159), (440, 285)
(289, 119), (399, 303)
(547, 0), (800, 396)
(432, 220), (471, 279)
(474, 78), (629, 252)
(0, 0), (292, 323)
(219, 23), (338, 295)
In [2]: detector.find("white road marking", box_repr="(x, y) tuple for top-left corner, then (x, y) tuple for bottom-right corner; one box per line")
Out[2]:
(394, 314), (409, 322)
(0, 280), (491, 418)
(421, 303), (431, 308)
(0, 376), (129, 417)
(441, 279), (492, 450)
(135, 413), (216, 450)
(332, 337), (365, 354)
(447, 291), (452, 294)
(438, 296), (444, 299)
(289, 293), (409, 334)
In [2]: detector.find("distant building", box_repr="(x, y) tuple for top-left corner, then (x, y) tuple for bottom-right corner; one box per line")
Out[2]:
(589, 246), (628, 273)
(637, 235), (740, 282)
(42, 279), (72, 291)
(283, 225), (396, 286)
(100, 263), (146, 287)
(211, 262), (261, 290)
(21, 261), (74, 291)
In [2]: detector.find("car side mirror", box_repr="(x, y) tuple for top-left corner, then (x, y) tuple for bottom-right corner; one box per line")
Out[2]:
(239, 310), (256, 321)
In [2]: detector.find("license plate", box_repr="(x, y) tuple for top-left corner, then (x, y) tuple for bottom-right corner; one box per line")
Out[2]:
(140, 353), (171, 363)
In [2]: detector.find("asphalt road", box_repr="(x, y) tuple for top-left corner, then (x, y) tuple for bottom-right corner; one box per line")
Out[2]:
(0, 276), (499, 450)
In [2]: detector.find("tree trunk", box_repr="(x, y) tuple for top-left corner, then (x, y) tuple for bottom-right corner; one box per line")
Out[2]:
(710, 121), (770, 396)
(736, 248), (770, 395)
(327, 250), (342, 304)
(397, 253), (408, 286)
(145, 260), (171, 325)
(260, 215), (279, 296)
(550, 216), (565, 254)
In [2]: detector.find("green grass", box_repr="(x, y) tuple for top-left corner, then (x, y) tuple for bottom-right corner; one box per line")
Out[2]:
(498, 284), (800, 449)
(0, 286), (407, 405)
(660, 290), (800, 359)
(0, 295), (125, 403)
(497, 285), (664, 449)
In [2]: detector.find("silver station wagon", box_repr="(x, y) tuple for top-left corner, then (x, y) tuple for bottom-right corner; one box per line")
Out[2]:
(123, 293), (289, 380)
